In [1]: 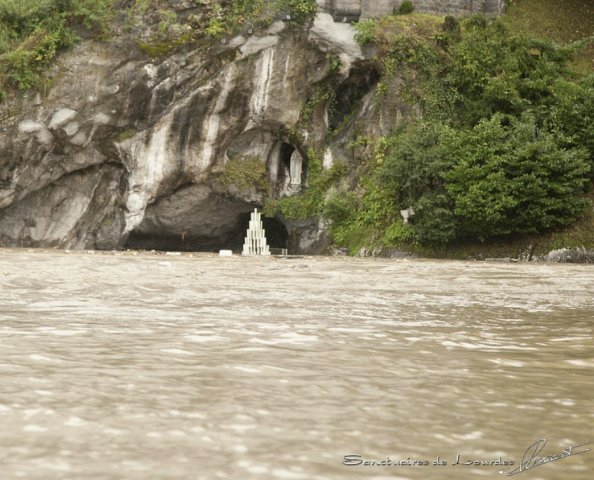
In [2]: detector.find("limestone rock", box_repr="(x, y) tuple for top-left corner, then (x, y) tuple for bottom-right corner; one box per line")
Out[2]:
(545, 248), (594, 264)
(0, 19), (384, 254)
(48, 108), (77, 129)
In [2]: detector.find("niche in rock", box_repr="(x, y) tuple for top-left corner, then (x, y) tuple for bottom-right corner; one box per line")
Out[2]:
(280, 142), (307, 188)
(329, 62), (380, 131)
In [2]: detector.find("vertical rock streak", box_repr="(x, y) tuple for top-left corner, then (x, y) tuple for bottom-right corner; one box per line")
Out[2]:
(201, 65), (237, 170)
(250, 48), (275, 126)
(124, 118), (172, 233)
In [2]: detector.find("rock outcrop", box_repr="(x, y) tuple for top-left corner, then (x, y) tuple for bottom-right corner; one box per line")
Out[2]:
(0, 14), (387, 253)
(544, 248), (594, 264)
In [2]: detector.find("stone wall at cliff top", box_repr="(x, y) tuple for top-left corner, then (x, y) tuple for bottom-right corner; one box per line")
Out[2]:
(317, 0), (504, 19)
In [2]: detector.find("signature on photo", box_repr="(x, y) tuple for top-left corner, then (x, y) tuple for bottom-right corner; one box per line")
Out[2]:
(506, 439), (591, 476)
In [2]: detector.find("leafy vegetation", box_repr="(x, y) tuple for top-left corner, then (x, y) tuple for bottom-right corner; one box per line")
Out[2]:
(129, 0), (316, 48)
(397, 1), (415, 15)
(0, 0), (318, 96)
(281, 0), (317, 24)
(354, 19), (377, 46)
(504, 0), (594, 74)
(334, 11), (594, 251)
(380, 115), (590, 245)
(263, 150), (347, 220)
(219, 157), (270, 194)
(0, 0), (113, 96)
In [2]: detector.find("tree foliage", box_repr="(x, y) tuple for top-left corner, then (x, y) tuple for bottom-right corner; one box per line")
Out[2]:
(375, 17), (593, 245)
(445, 115), (590, 238)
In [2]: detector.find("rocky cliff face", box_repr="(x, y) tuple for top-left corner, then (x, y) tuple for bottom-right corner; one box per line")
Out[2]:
(0, 13), (391, 253)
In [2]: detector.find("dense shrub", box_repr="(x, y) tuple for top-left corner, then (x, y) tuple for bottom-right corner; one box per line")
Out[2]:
(0, 0), (113, 94)
(281, 0), (317, 23)
(396, 1), (415, 15)
(547, 75), (594, 172)
(445, 115), (590, 238)
(322, 191), (358, 225)
(367, 18), (594, 245)
(354, 19), (377, 46)
(380, 114), (591, 244)
(410, 193), (457, 245)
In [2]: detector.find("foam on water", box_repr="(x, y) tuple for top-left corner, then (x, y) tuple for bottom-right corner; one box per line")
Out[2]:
(184, 334), (228, 342)
(250, 333), (319, 345)
(23, 425), (48, 433)
(64, 416), (87, 427)
(487, 358), (525, 367)
(566, 359), (594, 367)
(29, 354), (62, 362)
(232, 366), (262, 374)
(35, 327), (83, 336)
(160, 348), (195, 356)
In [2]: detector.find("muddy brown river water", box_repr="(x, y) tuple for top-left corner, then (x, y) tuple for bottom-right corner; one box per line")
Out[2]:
(0, 249), (592, 480)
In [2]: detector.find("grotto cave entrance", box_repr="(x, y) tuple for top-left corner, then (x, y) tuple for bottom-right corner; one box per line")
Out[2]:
(124, 210), (289, 254)
(236, 212), (290, 253)
(124, 231), (244, 253)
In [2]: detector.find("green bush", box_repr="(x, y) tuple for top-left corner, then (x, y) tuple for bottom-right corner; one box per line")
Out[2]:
(280, 0), (317, 24)
(444, 115), (591, 238)
(410, 193), (457, 245)
(0, 0), (113, 95)
(547, 75), (594, 175)
(397, 1), (415, 15)
(0, 16), (77, 91)
(383, 220), (415, 244)
(322, 191), (358, 224)
(0, 0), (54, 36)
(354, 19), (377, 46)
(380, 122), (451, 206)
(68, 0), (113, 33)
(328, 172), (399, 252)
(446, 19), (574, 125)
(219, 157), (269, 193)
(380, 114), (591, 244)
(359, 17), (594, 247)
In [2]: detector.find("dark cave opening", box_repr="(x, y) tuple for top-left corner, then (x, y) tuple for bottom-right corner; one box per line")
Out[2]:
(263, 216), (290, 251)
(124, 213), (289, 253)
(237, 212), (289, 252)
(124, 230), (245, 253)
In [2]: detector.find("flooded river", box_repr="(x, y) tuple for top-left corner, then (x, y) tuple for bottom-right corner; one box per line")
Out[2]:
(0, 249), (592, 479)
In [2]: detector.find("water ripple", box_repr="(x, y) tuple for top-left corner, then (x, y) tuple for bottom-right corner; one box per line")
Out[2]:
(0, 250), (592, 479)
